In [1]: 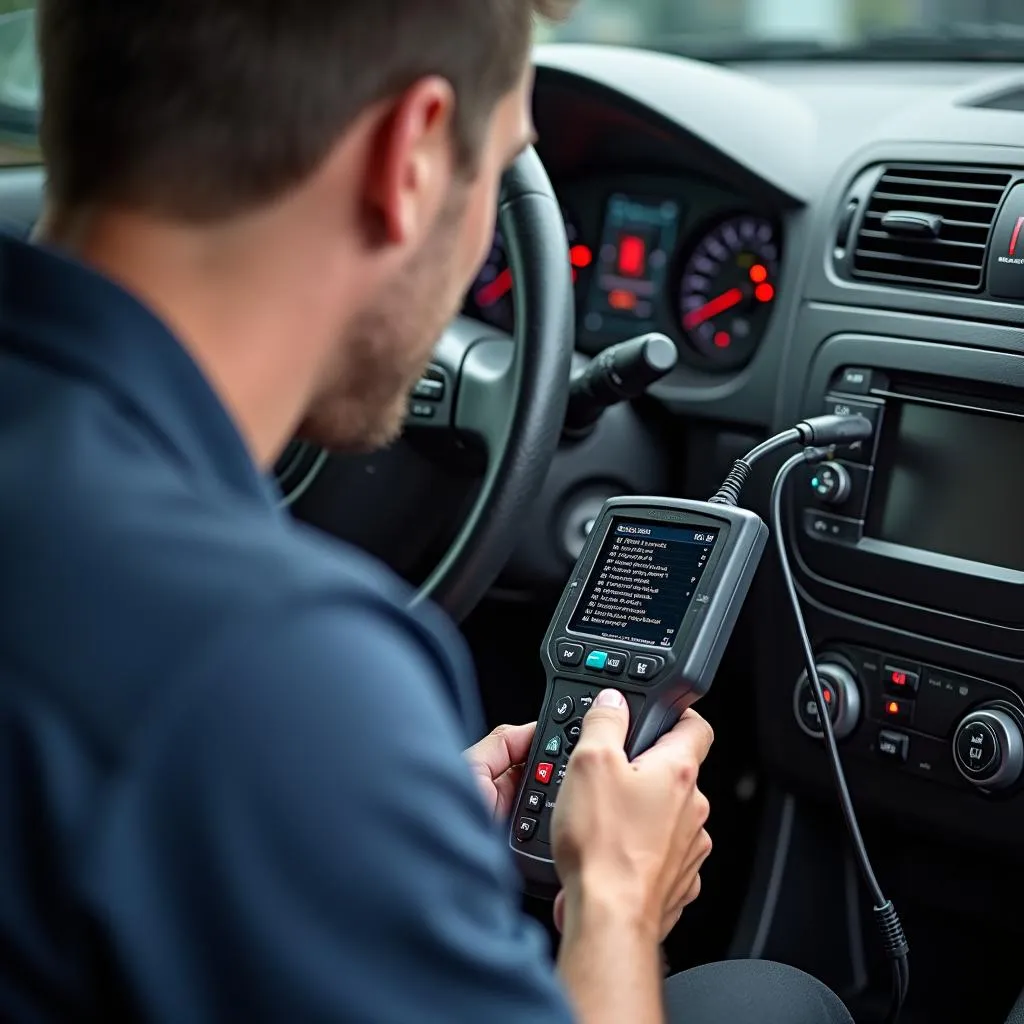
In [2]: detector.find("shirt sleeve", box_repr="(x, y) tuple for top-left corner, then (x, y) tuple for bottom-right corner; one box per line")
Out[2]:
(83, 596), (576, 1024)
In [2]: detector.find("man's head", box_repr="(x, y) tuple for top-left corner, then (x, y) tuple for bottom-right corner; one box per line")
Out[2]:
(36, 0), (574, 461)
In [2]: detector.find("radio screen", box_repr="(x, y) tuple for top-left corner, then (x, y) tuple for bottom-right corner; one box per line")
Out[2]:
(569, 518), (720, 647)
(874, 403), (1024, 571)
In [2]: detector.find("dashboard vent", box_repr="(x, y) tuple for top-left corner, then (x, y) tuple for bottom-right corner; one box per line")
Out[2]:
(851, 164), (1013, 291)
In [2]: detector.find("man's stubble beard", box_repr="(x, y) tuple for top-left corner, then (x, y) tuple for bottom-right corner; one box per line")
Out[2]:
(297, 191), (468, 454)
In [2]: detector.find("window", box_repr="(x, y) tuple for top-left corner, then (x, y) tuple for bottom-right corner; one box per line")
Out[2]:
(0, 0), (38, 166)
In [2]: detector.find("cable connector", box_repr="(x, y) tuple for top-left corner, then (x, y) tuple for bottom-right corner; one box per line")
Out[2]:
(801, 445), (835, 464)
(873, 900), (910, 961)
(795, 413), (873, 447)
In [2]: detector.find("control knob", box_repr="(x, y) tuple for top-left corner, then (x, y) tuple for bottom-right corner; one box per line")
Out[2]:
(793, 660), (861, 740)
(810, 463), (851, 506)
(952, 705), (1024, 790)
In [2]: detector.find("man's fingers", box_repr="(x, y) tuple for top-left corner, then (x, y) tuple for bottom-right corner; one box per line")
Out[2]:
(553, 890), (565, 934)
(467, 722), (537, 780)
(574, 689), (629, 753)
(635, 709), (714, 773)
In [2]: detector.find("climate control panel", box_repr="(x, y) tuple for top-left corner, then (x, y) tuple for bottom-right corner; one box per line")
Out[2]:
(792, 644), (1024, 796)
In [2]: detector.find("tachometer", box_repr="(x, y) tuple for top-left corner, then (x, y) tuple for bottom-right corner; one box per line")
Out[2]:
(677, 214), (780, 369)
(465, 208), (589, 332)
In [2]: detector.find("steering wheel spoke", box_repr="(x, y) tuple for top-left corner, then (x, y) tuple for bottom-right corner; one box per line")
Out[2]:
(405, 316), (515, 452)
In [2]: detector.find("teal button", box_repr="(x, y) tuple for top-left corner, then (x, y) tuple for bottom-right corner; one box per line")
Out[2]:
(544, 735), (562, 755)
(586, 650), (608, 670)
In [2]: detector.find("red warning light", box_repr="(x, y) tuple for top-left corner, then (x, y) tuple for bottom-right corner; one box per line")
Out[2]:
(885, 701), (900, 716)
(749, 263), (768, 284)
(609, 289), (637, 311)
(569, 244), (593, 269)
(822, 688), (833, 704)
(713, 331), (731, 348)
(888, 670), (907, 688)
(618, 234), (646, 277)
(755, 282), (775, 303)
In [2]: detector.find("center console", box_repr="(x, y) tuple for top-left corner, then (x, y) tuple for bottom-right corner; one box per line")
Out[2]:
(769, 333), (1024, 852)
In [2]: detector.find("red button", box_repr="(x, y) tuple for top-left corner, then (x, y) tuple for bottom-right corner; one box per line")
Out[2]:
(534, 762), (554, 784)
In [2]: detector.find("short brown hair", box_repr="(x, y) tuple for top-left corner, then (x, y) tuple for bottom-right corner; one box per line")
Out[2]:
(38, 0), (574, 221)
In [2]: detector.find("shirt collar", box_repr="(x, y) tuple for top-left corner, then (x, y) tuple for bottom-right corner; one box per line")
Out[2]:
(0, 234), (280, 505)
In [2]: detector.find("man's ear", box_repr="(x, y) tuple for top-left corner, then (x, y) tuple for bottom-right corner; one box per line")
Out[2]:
(364, 76), (458, 248)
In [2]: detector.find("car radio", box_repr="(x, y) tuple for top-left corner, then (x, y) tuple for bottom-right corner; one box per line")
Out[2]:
(794, 363), (1024, 652)
(508, 496), (767, 891)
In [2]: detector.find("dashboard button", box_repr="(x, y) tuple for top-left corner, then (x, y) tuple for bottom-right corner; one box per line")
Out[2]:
(551, 695), (574, 723)
(534, 763), (554, 785)
(837, 367), (873, 395)
(524, 790), (544, 812)
(877, 729), (909, 763)
(955, 719), (998, 775)
(543, 735), (562, 756)
(803, 509), (862, 545)
(809, 463), (851, 504)
(883, 661), (920, 696)
(881, 697), (913, 726)
(796, 676), (839, 734)
(556, 642), (584, 667)
(807, 462), (872, 518)
(585, 650), (609, 671)
(987, 183), (1024, 298)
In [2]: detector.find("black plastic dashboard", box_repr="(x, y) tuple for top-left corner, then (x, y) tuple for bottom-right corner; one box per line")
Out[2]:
(507, 46), (1024, 863)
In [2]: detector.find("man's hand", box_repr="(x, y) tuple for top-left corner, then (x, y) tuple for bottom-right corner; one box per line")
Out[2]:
(464, 722), (536, 819)
(552, 693), (713, 937)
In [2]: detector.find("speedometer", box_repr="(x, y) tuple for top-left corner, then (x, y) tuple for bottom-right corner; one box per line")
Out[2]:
(677, 214), (780, 369)
(465, 208), (589, 332)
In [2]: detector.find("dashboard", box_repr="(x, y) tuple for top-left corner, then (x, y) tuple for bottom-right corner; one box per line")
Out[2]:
(482, 46), (1024, 884)
(463, 174), (782, 372)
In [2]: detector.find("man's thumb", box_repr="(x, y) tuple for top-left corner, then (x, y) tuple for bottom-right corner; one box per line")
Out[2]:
(576, 689), (629, 749)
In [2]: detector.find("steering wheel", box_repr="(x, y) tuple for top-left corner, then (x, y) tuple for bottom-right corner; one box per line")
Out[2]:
(405, 147), (574, 620)
(283, 148), (572, 619)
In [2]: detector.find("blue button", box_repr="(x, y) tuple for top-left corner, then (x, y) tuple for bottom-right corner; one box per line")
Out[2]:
(586, 650), (608, 670)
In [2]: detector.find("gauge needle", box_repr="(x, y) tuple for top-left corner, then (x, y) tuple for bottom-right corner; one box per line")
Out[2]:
(683, 286), (744, 330)
(476, 268), (513, 307)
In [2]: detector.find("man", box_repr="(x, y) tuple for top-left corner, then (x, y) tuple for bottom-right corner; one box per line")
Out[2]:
(0, 1), (853, 1022)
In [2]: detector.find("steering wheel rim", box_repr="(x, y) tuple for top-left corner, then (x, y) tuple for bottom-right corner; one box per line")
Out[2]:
(409, 146), (574, 621)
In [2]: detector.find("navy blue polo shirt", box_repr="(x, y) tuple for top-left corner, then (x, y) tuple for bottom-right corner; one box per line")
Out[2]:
(0, 235), (574, 1023)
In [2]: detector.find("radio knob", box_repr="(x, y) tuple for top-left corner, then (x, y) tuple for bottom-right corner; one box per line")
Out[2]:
(953, 707), (1024, 790)
(793, 660), (861, 740)
(810, 463), (852, 505)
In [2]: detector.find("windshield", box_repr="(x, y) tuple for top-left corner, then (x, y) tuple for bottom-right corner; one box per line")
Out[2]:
(3, 1), (1024, 165)
(542, 0), (1024, 59)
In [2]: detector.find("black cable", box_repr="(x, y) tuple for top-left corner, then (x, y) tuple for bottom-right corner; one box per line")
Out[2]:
(708, 414), (872, 507)
(705, 413), (909, 1019)
(771, 451), (909, 1024)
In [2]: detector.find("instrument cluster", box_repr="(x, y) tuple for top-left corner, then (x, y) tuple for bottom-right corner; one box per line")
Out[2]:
(463, 174), (782, 374)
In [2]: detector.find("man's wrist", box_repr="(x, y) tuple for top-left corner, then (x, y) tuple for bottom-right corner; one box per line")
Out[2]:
(560, 870), (660, 948)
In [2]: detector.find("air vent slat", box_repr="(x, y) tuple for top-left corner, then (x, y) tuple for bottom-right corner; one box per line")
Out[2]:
(853, 250), (982, 272)
(850, 163), (1013, 292)
(879, 175), (1007, 194)
(870, 192), (1000, 212)
(857, 230), (986, 252)
(864, 213), (989, 231)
